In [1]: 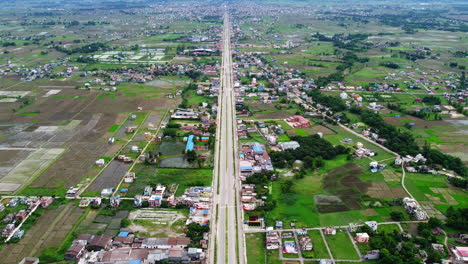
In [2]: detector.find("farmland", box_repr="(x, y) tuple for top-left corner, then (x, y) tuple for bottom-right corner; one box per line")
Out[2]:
(0, 0), (466, 263)
(0, 202), (86, 264)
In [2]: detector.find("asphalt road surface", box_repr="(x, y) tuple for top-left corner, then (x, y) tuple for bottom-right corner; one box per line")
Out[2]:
(209, 8), (246, 264)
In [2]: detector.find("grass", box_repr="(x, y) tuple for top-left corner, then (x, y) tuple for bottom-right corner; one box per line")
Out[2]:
(246, 233), (266, 264)
(266, 154), (412, 227)
(18, 187), (68, 197)
(325, 229), (360, 260)
(266, 174), (321, 228)
(324, 125), (396, 161)
(107, 124), (120, 133)
(304, 230), (330, 259)
(277, 134), (290, 142)
(20, 111), (40, 116)
(404, 172), (467, 210)
(378, 223), (401, 233)
(127, 166), (213, 197)
(294, 128), (308, 136)
(240, 132), (268, 145)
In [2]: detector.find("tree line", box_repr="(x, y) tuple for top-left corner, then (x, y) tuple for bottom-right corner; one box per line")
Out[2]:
(350, 107), (467, 177)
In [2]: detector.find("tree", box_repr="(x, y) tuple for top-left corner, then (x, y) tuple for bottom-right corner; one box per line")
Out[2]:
(186, 223), (210, 247)
(281, 179), (294, 193)
(390, 211), (404, 221)
(314, 157), (324, 168)
(186, 150), (197, 162)
(303, 156), (314, 169)
(120, 218), (131, 228)
(428, 217), (442, 228)
(163, 128), (177, 137)
(357, 224), (373, 234)
(426, 249), (441, 264)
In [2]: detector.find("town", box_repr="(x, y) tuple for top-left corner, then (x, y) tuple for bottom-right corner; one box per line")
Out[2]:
(0, 1), (467, 264)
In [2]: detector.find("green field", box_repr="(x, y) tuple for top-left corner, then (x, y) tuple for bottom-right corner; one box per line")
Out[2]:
(325, 229), (360, 260)
(302, 230), (330, 259)
(240, 132), (268, 145)
(246, 233), (266, 264)
(126, 166), (213, 197)
(277, 134), (290, 142)
(107, 124), (120, 133)
(378, 223), (401, 233)
(266, 155), (407, 227)
(324, 125), (396, 161)
(404, 172), (467, 213)
(245, 233), (282, 264)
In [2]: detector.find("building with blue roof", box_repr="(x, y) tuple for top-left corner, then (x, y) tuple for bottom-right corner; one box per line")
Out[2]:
(118, 231), (129, 237)
(185, 135), (194, 152)
(252, 145), (264, 154)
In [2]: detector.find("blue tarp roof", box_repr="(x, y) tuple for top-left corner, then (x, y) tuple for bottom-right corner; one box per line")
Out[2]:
(185, 135), (194, 152)
(253, 146), (264, 153)
(118, 231), (129, 237)
(129, 260), (141, 264)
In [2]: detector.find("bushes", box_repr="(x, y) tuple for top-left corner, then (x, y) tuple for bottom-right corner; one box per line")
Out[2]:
(445, 206), (468, 232)
(380, 62), (400, 69)
(120, 218), (131, 228)
(306, 89), (346, 112)
(186, 223), (209, 247)
(422, 96), (442, 105)
(54, 42), (110, 55)
(390, 211), (404, 221)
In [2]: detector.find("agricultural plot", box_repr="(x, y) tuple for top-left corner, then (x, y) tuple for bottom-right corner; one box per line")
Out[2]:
(0, 148), (64, 193)
(266, 156), (408, 227)
(84, 160), (131, 193)
(77, 210), (129, 236)
(404, 173), (468, 217)
(0, 203), (85, 264)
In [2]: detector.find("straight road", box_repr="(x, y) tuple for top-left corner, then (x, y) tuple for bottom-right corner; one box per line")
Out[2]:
(209, 8), (246, 264)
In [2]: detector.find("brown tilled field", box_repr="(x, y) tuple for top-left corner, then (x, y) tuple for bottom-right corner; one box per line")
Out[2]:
(6, 81), (175, 193)
(367, 182), (407, 198)
(304, 125), (336, 135)
(254, 111), (293, 120)
(383, 115), (447, 129)
(323, 162), (370, 211)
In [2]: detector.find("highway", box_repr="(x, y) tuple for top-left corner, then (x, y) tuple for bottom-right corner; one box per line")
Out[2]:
(208, 8), (246, 264)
